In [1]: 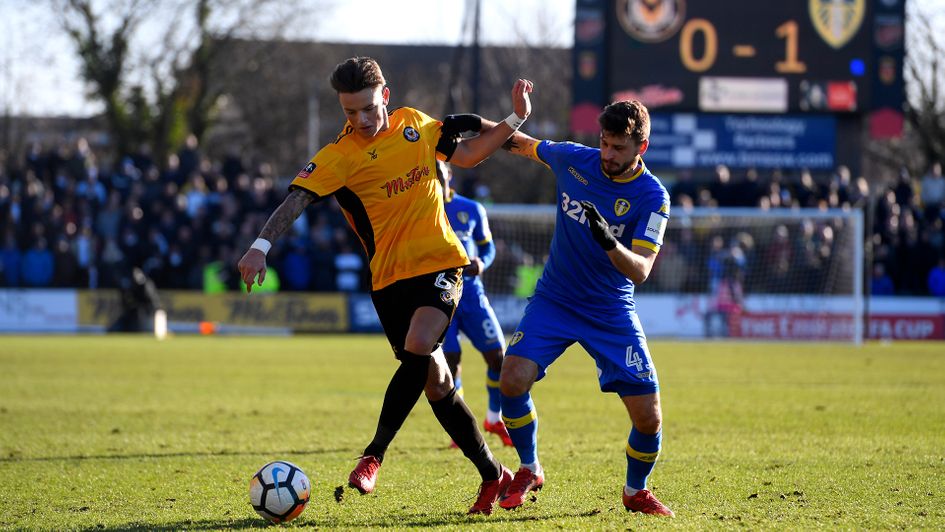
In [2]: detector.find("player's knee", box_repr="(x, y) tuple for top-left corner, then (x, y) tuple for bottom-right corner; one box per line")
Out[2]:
(499, 369), (531, 397)
(633, 413), (662, 435)
(403, 337), (434, 356)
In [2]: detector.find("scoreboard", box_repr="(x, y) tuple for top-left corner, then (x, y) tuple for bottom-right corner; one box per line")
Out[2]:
(571, 0), (906, 167)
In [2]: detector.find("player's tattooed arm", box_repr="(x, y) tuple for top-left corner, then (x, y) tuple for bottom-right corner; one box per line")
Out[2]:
(258, 188), (318, 242)
(501, 130), (542, 162)
(471, 118), (543, 163)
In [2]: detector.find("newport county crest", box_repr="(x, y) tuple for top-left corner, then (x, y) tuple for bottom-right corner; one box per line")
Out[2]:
(809, 0), (864, 49)
(614, 198), (631, 217)
(617, 0), (685, 43)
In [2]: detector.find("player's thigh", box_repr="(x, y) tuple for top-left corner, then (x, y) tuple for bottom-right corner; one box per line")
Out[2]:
(505, 295), (575, 382)
(456, 281), (505, 354)
(578, 311), (659, 397)
(371, 267), (464, 355)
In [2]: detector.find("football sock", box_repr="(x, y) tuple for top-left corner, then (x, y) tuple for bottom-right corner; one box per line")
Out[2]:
(501, 391), (538, 465)
(521, 462), (542, 474)
(454, 375), (464, 398)
(429, 386), (501, 480)
(626, 428), (661, 490)
(485, 368), (502, 417)
(486, 410), (501, 424)
(363, 351), (431, 460)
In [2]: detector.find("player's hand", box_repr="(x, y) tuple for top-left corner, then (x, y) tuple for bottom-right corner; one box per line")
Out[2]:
(237, 248), (267, 293)
(580, 201), (617, 251)
(463, 257), (484, 276)
(511, 79), (533, 120)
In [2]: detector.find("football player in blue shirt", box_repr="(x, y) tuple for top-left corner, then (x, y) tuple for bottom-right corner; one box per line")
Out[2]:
(493, 100), (674, 516)
(436, 161), (513, 448)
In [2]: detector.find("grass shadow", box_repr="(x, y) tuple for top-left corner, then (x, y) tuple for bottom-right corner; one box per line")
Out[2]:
(0, 448), (353, 463)
(75, 508), (608, 531)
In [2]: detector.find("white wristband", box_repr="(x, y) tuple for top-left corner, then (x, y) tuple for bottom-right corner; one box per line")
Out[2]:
(250, 238), (272, 255)
(503, 112), (526, 131)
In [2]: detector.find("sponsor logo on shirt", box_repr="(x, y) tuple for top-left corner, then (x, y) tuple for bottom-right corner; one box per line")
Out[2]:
(568, 166), (588, 185)
(380, 165), (430, 198)
(644, 212), (667, 242)
(296, 162), (316, 179)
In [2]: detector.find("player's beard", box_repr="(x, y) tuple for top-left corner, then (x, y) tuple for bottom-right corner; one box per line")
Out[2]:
(602, 160), (633, 177)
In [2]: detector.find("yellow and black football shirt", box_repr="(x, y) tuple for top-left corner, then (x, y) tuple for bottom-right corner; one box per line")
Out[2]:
(290, 107), (468, 291)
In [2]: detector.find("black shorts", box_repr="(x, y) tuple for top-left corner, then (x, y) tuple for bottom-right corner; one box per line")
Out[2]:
(371, 267), (464, 354)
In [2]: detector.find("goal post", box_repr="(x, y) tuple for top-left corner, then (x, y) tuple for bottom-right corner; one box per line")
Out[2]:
(482, 205), (865, 344)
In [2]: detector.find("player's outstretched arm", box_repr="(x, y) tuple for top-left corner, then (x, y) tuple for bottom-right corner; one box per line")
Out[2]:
(580, 200), (657, 285)
(237, 188), (317, 292)
(449, 79), (533, 168)
(501, 129), (543, 163)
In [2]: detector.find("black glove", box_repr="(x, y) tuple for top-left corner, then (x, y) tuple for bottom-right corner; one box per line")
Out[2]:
(580, 200), (617, 251)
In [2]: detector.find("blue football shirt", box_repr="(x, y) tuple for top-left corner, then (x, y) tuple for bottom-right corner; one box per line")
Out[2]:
(444, 191), (494, 283)
(533, 140), (670, 312)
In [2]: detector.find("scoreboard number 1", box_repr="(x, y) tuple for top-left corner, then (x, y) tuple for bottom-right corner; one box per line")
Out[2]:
(679, 18), (807, 75)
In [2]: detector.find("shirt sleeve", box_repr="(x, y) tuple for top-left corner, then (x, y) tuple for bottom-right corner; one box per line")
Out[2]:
(472, 202), (495, 271)
(631, 192), (671, 254)
(535, 140), (588, 170)
(288, 145), (346, 197)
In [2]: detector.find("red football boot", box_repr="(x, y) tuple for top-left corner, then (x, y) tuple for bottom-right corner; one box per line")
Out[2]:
(483, 419), (514, 447)
(468, 466), (513, 515)
(622, 489), (675, 517)
(348, 455), (381, 494)
(498, 467), (544, 509)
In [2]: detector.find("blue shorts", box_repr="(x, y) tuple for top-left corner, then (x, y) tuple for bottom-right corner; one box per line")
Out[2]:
(443, 278), (505, 355)
(505, 294), (659, 396)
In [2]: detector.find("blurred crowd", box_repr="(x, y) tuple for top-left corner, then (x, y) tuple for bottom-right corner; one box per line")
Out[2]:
(1, 138), (943, 298)
(662, 163), (945, 298)
(0, 137), (368, 292)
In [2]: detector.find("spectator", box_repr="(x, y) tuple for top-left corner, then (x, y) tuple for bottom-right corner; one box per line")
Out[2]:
(20, 238), (54, 287)
(0, 230), (21, 286)
(52, 236), (79, 287)
(281, 238), (313, 291)
(871, 263), (895, 296)
(920, 162), (944, 220)
(929, 258), (945, 297)
(334, 244), (364, 292)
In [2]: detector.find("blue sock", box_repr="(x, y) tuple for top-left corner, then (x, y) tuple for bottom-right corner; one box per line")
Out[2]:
(626, 428), (661, 490)
(486, 369), (501, 414)
(454, 375), (463, 398)
(501, 392), (538, 465)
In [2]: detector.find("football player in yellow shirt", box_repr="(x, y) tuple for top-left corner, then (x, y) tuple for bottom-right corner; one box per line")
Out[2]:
(238, 57), (532, 515)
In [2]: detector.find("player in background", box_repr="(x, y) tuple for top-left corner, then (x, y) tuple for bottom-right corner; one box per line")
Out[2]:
(489, 100), (675, 516)
(237, 57), (534, 515)
(436, 160), (513, 448)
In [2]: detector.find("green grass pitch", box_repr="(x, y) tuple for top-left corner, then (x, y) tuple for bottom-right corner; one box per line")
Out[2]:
(1, 336), (943, 530)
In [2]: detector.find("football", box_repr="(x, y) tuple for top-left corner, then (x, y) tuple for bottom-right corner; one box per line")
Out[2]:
(248, 461), (311, 524)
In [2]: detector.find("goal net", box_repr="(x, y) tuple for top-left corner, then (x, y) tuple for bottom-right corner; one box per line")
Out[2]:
(482, 205), (865, 344)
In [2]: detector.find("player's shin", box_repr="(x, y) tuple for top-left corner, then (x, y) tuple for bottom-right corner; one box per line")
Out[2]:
(500, 392), (539, 468)
(429, 386), (501, 480)
(625, 428), (661, 492)
(363, 351), (431, 460)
